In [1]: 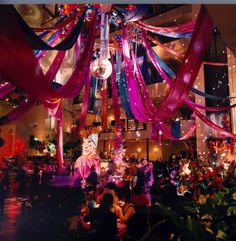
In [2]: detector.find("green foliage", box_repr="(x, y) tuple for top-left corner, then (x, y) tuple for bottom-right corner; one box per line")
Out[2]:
(148, 187), (236, 241)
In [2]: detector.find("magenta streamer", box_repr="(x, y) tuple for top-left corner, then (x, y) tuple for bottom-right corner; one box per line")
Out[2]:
(156, 121), (196, 141)
(0, 9), (96, 101)
(122, 28), (153, 123)
(144, 31), (236, 113)
(122, 6), (214, 140)
(0, 82), (15, 99)
(150, 6), (213, 121)
(32, 13), (78, 32)
(45, 51), (66, 82)
(147, 35), (183, 58)
(111, 53), (123, 127)
(79, 71), (91, 131)
(187, 102), (236, 139)
(135, 20), (195, 33)
(101, 80), (108, 129)
(131, 49), (197, 140)
(185, 99), (236, 112)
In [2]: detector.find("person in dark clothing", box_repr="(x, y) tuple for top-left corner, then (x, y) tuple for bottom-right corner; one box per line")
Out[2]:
(16, 168), (29, 197)
(86, 165), (99, 198)
(30, 167), (40, 199)
(83, 193), (119, 241)
(0, 169), (10, 217)
(116, 190), (149, 241)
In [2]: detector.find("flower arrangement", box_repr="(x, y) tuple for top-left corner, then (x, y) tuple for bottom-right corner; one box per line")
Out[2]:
(177, 158), (226, 201)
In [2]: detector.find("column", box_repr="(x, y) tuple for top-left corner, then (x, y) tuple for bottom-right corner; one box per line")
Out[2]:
(194, 65), (208, 158)
(227, 49), (236, 137)
(146, 138), (149, 161)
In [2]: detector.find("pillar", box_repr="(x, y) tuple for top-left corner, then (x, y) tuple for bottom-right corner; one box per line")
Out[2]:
(227, 49), (236, 153)
(194, 65), (208, 158)
(146, 138), (149, 161)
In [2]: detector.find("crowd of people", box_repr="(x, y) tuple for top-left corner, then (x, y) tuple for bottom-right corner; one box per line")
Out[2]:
(0, 152), (235, 241)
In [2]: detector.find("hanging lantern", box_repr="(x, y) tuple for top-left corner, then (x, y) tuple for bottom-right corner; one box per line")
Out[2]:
(91, 58), (112, 79)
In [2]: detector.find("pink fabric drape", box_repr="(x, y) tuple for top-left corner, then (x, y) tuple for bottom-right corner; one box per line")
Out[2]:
(101, 79), (108, 129)
(122, 4), (213, 123)
(156, 121), (196, 141)
(122, 6), (216, 141)
(79, 71), (92, 131)
(0, 8), (96, 101)
(0, 7), (97, 166)
(135, 19), (195, 33)
(147, 35), (183, 58)
(32, 13), (78, 32)
(111, 54), (123, 127)
(131, 48), (197, 140)
(148, 6), (213, 122)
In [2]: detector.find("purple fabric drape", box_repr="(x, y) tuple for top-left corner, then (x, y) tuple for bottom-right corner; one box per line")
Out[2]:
(79, 71), (91, 131)
(131, 48), (197, 140)
(0, 82), (15, 99)
(122, 6), (220, 141)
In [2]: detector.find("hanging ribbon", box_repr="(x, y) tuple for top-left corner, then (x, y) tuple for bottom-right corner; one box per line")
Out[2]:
(101, 79), (108, 129)
(31, 12), (78, 32)
(135, 19), (195, 38)
(34, 31), (61, 58)
(122, 6), (215, 141)
(14, 6), (87, 50)
(115, 50), (133, 118)
(147, 34), (183, 58)
(146, 37), (236, 101)
(157, 121), (196, 141)
(79, 71), (92, 131)
(111, 53), (123, 127)
(0, 6), (97, 100)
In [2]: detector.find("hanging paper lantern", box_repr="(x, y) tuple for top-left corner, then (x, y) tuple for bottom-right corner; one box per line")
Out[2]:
(91, 58), (112, 79)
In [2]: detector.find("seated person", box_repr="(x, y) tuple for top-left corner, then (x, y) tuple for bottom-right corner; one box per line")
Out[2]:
(83, 193), (119, 241)
(131, 185), (149, 207)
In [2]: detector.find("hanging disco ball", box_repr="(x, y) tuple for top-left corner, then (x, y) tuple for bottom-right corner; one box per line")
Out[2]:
(91, 58), (112, 79)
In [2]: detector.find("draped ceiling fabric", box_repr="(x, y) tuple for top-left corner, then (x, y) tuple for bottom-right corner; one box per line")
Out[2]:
(1, 4), (236, 165)
(0, 5), (97, 165)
